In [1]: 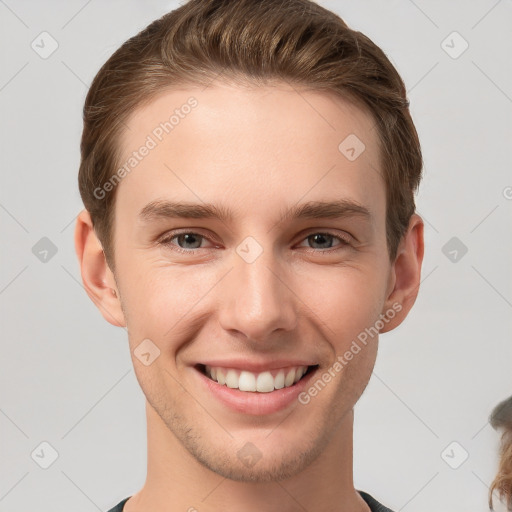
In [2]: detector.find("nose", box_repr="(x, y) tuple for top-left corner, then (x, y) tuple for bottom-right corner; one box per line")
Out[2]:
(218, 245), (298, 344)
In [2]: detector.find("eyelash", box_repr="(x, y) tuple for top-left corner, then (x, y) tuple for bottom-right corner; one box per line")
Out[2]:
(158, 230), (352, 255)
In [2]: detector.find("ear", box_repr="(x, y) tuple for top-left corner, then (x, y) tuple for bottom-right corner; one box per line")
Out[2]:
(380, 213), (424, 333)
(74, 209), (126, 328)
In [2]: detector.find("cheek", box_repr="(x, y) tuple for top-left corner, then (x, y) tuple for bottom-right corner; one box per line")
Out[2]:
(118, 247), (389, 353)
(292, 263), (388, 344)
(120, 263), (220, 342)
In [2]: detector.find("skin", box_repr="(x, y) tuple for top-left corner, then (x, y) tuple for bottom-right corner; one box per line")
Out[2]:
(75, 80), (424, 512)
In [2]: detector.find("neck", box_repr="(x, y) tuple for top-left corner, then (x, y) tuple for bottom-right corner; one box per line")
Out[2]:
(126, 401), (369, 512)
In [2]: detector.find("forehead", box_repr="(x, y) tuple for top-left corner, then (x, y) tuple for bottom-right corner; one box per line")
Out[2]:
(114, 80), (385, 228)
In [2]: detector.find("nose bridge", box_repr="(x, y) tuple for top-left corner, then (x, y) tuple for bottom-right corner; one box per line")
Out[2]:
(219, 238), (297, 340)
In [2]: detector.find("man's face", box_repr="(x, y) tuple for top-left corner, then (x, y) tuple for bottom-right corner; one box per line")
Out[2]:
(110, 81), (394, 481)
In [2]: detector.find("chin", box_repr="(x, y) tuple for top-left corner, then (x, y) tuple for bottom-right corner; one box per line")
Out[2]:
(191, 441), (322, 483)
(172, 414), (336, 484)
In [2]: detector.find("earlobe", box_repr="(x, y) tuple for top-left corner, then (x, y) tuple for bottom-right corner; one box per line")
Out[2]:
(74, 209), (126, 328)
(379, 213), (424, 334)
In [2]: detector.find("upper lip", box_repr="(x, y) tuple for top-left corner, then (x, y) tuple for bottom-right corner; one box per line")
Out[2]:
(195, 359), (317, 373)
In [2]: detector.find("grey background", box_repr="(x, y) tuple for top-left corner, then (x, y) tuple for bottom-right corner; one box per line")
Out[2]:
(1, 0), (511, 511)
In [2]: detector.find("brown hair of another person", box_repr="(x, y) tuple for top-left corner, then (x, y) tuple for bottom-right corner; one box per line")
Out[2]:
(489, 395), (512, 510)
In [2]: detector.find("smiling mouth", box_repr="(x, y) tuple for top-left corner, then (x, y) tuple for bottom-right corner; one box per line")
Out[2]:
(196, 364), (318, 393)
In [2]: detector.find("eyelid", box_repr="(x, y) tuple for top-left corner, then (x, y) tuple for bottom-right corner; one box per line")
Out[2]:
(158, 228), (353, 252)
(295, 229), (353, 246)
(157, 229), (219, 249)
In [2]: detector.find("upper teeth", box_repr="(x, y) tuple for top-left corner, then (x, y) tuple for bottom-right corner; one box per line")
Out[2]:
(205, 365), (309, 392)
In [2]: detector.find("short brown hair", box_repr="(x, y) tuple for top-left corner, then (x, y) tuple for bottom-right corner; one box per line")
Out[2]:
(78, 0), (423, 272)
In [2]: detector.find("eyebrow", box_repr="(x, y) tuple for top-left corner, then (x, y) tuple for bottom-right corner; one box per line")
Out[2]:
(138, 199), (372, 223)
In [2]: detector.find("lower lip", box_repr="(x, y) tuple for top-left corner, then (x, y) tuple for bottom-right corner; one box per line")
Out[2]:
(195, 366), (318, 415)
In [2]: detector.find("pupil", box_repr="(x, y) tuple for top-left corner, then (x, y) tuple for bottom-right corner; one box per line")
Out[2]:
(179, 233), (201, 249)
(311, 234), (331, 249)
